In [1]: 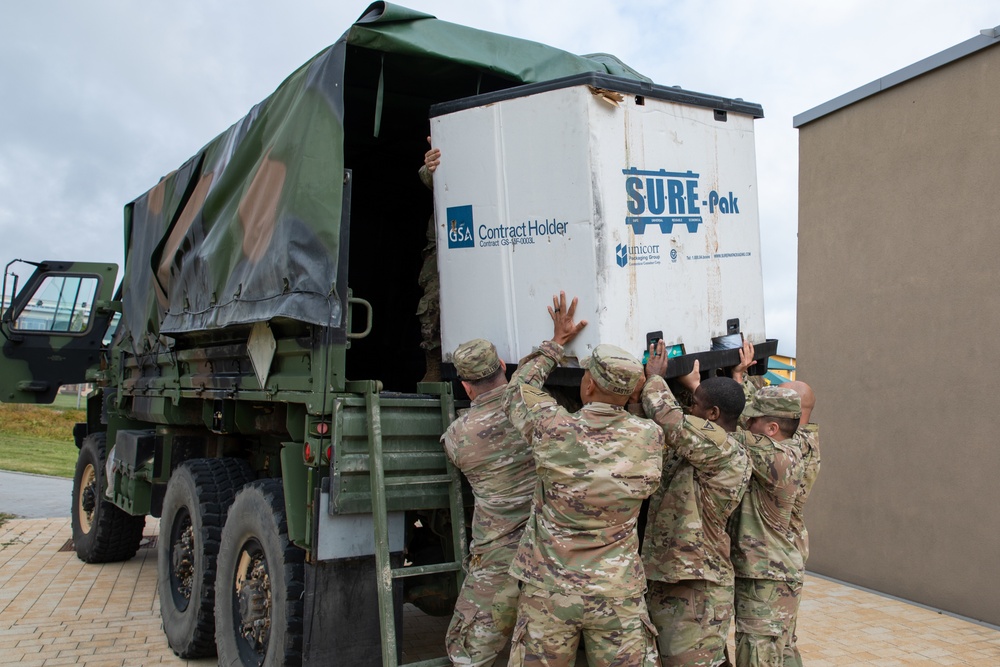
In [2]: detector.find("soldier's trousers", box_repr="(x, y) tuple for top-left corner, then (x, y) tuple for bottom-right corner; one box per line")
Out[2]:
(733, 578), (801, 667)
(507, 583), (660, 667)
(781, 595), (803, 667)
(416, 215), (440, 353)
(446, 543), (521, 667)
(646, 579), (733, 666)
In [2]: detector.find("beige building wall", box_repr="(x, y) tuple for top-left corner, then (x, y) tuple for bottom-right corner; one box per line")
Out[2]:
(796, 44), (1000, 626)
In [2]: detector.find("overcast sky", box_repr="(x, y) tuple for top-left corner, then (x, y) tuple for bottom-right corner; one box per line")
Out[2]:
(1, 1), (996, 357)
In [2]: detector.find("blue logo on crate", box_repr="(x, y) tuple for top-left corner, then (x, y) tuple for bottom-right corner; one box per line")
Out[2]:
(615, 242), (661, 268)
(447, 205), (475, 249)
(616, 244), (628, 267)
(623, 168), (741, 235)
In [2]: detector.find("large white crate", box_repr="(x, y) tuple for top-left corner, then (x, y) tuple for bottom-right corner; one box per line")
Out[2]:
(430, 74), (768, 372)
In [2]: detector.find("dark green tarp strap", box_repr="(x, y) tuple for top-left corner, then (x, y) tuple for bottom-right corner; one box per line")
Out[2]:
(374, 53), (385, 138)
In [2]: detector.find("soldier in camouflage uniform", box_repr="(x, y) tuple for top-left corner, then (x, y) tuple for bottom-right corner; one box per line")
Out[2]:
(441, 338), (538, 667)
(777, 381), (819, 667)
(728, 386), (806, 667)
(502, 292), (664, 667)
(417, 137), (442, 382)
(639, 344), (752, 667)
(730, 344), (819, 667)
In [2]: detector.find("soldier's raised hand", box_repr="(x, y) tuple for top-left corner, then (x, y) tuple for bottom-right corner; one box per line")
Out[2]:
(424, 136), (441, 172)
(679, 359), (701, 393)
(645, 340), (669, 378)
(732, 337), (756, 384)
(548, 291), (586, 346)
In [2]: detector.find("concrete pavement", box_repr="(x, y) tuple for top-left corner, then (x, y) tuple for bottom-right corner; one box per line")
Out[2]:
(2, 517), (999, 666)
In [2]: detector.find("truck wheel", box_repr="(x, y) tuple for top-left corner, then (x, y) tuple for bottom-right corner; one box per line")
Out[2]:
(158, 458), (254, 658)
(71, 432), (146, 563)
(215, 479), (304, 667)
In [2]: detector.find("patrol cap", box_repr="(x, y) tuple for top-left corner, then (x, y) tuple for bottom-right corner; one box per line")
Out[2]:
(581, 344), (643, 396)
(453, 338), (501, 381)
(743, 385), (802, 419)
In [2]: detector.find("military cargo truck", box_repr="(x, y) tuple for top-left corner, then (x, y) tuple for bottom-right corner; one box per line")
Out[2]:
(0, 3), (775, 666)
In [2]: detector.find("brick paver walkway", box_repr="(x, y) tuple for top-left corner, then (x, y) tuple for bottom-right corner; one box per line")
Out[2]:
(1, 517), (998, 665)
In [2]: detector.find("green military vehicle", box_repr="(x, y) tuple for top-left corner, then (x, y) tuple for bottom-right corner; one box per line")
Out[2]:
(1, 4), (778, 666)
(0, 4), (663, 666)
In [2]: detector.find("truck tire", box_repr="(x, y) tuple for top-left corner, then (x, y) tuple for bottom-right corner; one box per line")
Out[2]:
(158, 458), (254, 658)
(215, 479), (304, 667)
(71, 432), (146, 563)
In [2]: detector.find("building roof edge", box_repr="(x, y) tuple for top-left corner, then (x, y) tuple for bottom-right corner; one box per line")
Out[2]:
(793, 27), (1000, 128)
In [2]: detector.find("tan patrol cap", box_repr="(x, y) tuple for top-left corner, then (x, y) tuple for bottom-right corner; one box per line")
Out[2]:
(453, 338), (502, 381)
(744, 385), (802, 419)
(581, 344), (643, 396)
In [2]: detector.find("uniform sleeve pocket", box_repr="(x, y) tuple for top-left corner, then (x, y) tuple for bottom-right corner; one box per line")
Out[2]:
(715, 601), (734, 623)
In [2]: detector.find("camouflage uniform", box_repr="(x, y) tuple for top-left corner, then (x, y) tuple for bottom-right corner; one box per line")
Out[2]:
(736, 375), (767, 431)
(782, 423), (820, 667)
(503, 341), (664, 667)
(729, 388), (805, 667)
(417, 164), (440, 357)
(442, 339), (537, 667)
(640, 375), (752, 666)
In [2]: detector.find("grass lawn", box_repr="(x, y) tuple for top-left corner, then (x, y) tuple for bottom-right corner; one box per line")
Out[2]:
(0, 401), (83, 478)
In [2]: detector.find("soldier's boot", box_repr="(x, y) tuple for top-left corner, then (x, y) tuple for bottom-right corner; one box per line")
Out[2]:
(421, 351), (442, 383)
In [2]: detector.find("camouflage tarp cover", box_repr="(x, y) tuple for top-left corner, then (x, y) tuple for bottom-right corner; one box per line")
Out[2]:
(121, 2), (649, 350)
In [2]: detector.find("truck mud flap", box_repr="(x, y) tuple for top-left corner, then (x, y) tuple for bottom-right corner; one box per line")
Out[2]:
(301, 554), (404, 666)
